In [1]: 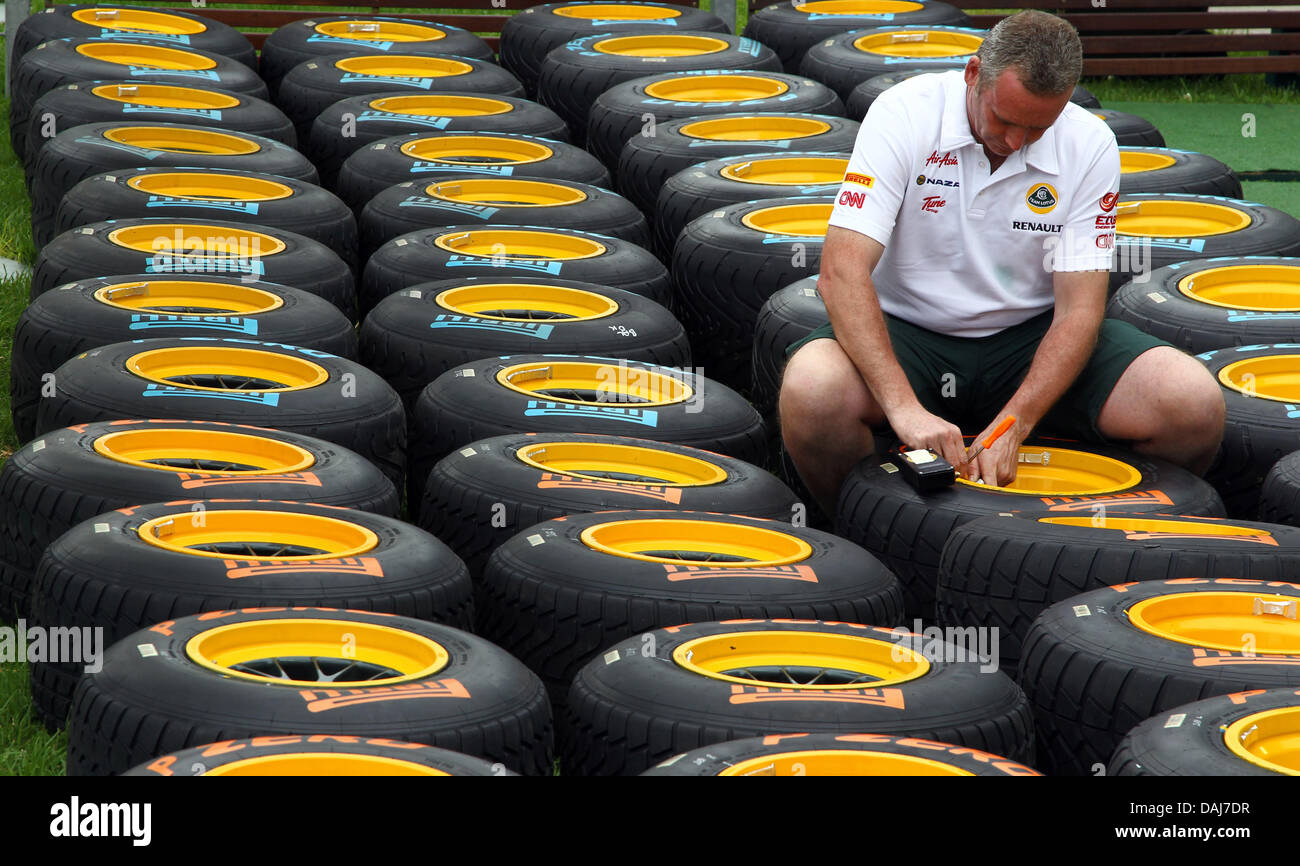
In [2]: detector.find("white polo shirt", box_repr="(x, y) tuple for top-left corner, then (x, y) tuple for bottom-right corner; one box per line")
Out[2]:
(829, 69), (1119, 338)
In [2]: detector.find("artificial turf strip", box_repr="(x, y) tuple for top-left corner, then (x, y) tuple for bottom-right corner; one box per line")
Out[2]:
(1104, 100), (1300, 174)
(1241, 181), (1300, 219)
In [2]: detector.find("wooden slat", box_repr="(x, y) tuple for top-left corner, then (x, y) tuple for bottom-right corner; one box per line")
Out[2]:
(1085, 54), (1300, 73)
(1084, 33), (1300, 52)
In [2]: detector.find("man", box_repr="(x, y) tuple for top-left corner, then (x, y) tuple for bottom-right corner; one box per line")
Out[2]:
(779, 10), (1225, 519)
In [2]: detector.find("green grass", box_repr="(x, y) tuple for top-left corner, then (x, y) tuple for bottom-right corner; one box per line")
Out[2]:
(0, 662), (65, 776)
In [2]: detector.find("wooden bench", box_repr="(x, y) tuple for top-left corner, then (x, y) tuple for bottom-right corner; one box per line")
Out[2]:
(746, 0), (1300, 76)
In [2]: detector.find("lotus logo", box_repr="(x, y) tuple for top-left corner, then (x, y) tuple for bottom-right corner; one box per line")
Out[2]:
(1026, 183), (1058, 213)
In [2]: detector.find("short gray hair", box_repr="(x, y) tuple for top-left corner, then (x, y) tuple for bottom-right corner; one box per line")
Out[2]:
(975, 10), (1082, 96)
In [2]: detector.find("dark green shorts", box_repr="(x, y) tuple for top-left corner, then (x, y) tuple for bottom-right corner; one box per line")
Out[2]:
(785, 312), (1172, 441)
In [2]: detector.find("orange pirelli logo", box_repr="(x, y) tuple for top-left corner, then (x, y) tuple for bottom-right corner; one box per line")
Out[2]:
(222, 557), (385, 580)
(177, 472), (323, 490)
(1041, 490), (1174, 511)
(728, 685), (906, 708)
(298, 678), (471, 713)
(1191, 648), (1300, 668)
(536, 473), (684, 504)
(663, 564), (818, 583)
(844, 172), (875, 188)
(1121, 531), (1277, 546)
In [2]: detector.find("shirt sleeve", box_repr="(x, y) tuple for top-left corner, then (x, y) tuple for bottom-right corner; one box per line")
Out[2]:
(827, 87), (914, 249)
(1052, 124), (1120, 272)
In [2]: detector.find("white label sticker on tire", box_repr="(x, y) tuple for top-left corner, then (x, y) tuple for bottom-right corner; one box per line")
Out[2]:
(603, 650), (620, 665)
(527, 534), (544, 546)
(459, 447), (477, 457)
(137, 644), (158, 658)
(94, 523), (110, 534)
(1073, 605), (1091, 617)
(1164, 713), (1186, 728)
(1148, 293), (1167, 303)
(31, 440), (45, 452)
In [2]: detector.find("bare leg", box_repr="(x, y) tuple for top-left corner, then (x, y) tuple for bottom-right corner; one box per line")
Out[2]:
(1096, 346), (1225, 475)
(779, 339), (885, 517)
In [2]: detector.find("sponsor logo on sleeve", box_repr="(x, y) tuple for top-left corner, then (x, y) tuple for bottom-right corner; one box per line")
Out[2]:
(1100, 192), (1119, 212)
(844, 172), (875, 188)
(1096, 234), (1115, 249)
(838, 189), (866, 208)
(1095, 214), (1117, 229)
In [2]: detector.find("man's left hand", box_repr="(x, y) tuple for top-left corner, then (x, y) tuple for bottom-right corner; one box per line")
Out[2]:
(959, 417), (1027, 488)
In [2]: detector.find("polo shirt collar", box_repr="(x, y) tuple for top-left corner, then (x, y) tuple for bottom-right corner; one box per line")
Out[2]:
(936, 71), (1062, 176)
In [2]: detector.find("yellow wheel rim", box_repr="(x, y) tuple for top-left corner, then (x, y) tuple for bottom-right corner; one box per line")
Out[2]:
(553, 4), (683, 20)
(75, 42), (216, 70)
(673, 631), (930, 688)
(90, 83), (238, 110)
(1115, 200), (1252, 237)
(125, 346), (329, 393)
(204, 754), (450, 776)
(107, 223), (287, 257)
(434, 229), (604, 259)
(72, 8), (205, 35)
(369, 94), (512, 117)
(515, 441), (727, 486)
(792, 0), (925, 14)
(423, 178), (586, 207)
(314, 20), (447, 42)
(101, 126), (260, 155)
(93, 280), (283, 315)
(1224, 707), (1300, 775)
(1177, 265), (1300, 312)
(92, 428), (315, 475)
(680, 115), (832, 141)
(720, 750), (973, 776)
(741, 202), (833, 237)
(137, 510), (378, 560)
(126, 172), (294, 202)
(1217, 355), (1300, 403)
(580, 518), (813, 566)
(495, 360), (692, 405)
(436, 283), (616, 321)
(1039, 516), (1276, 543)
(400, 135), (552, 166)
(187, 619), (449, 686)
(957, 446), (1142, 495)
(1127, 591), (1300, 654)
(643, 74), (788, 102)
(853, 30), (983, 57)
(334, 55), (473, 78)
(722, 156), (849, 186)
(593, 34), (730, 57)
(1120, 150), (1178, 174)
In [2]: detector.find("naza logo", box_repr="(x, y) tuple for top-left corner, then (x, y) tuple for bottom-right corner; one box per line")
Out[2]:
(838, 189), (866, 209)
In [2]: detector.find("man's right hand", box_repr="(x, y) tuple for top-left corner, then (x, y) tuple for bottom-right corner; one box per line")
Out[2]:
(888, 403), (969, 474)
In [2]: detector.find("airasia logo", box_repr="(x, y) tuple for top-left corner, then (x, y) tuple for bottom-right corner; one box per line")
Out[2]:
(924, 150), (958, 168)
(839, 189), (866, 209)
(920, 195), (946, 214)
(1100, 192), (1119, 212)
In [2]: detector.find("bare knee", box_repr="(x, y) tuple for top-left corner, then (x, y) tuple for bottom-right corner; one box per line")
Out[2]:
(779, 340), (878, 433)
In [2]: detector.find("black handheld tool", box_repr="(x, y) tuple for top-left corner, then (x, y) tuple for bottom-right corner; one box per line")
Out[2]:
(894, 448), (956, 493)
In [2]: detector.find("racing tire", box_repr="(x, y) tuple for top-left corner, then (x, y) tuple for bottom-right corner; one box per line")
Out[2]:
(358, 176), (648, 262)
(799, 26), (985, 103)
(0, 419), (399, 624)
(847, 70), (1100, 119)
(836, 440), (1226, 619)
(24, 81), (293, 167)
(29, 499), (473, 728)
(936, 511), (1300, 676)
(334, 131), (610, 214)
(65, 607), (553, 776)
(1118, 147), (1241, 198)
(32, 218), (355, 320)
(1260, 450), (1300, 526)
(417, 431), (800, 578)
(1094, 108), (1165, 147)
(645, 732), (1039, 775)
(671, 195), (833, 391)
(28, 123), (318, 250)
(752, 275), (825, 420)
(1020, 578), (1300, 776)
(1109, 688), (1300, 776)
(10, 275), (357, 444)
(537, 32), (780, 143)
(307, 92), (568, 188)
(498, 1), (730, 97)
(361, 224), (670, 314)
(53, 168), (357, 271)
(564, 618), (1033, 775)
(34, 337), (406, 489)
(586, 69), (844, 172)
(1107, 257), (1300, 354)
(480, 509), (905, 708)
(359, 277), (689, 407)
(407, 353), (767, 506)
(125, 737), (516, 776)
